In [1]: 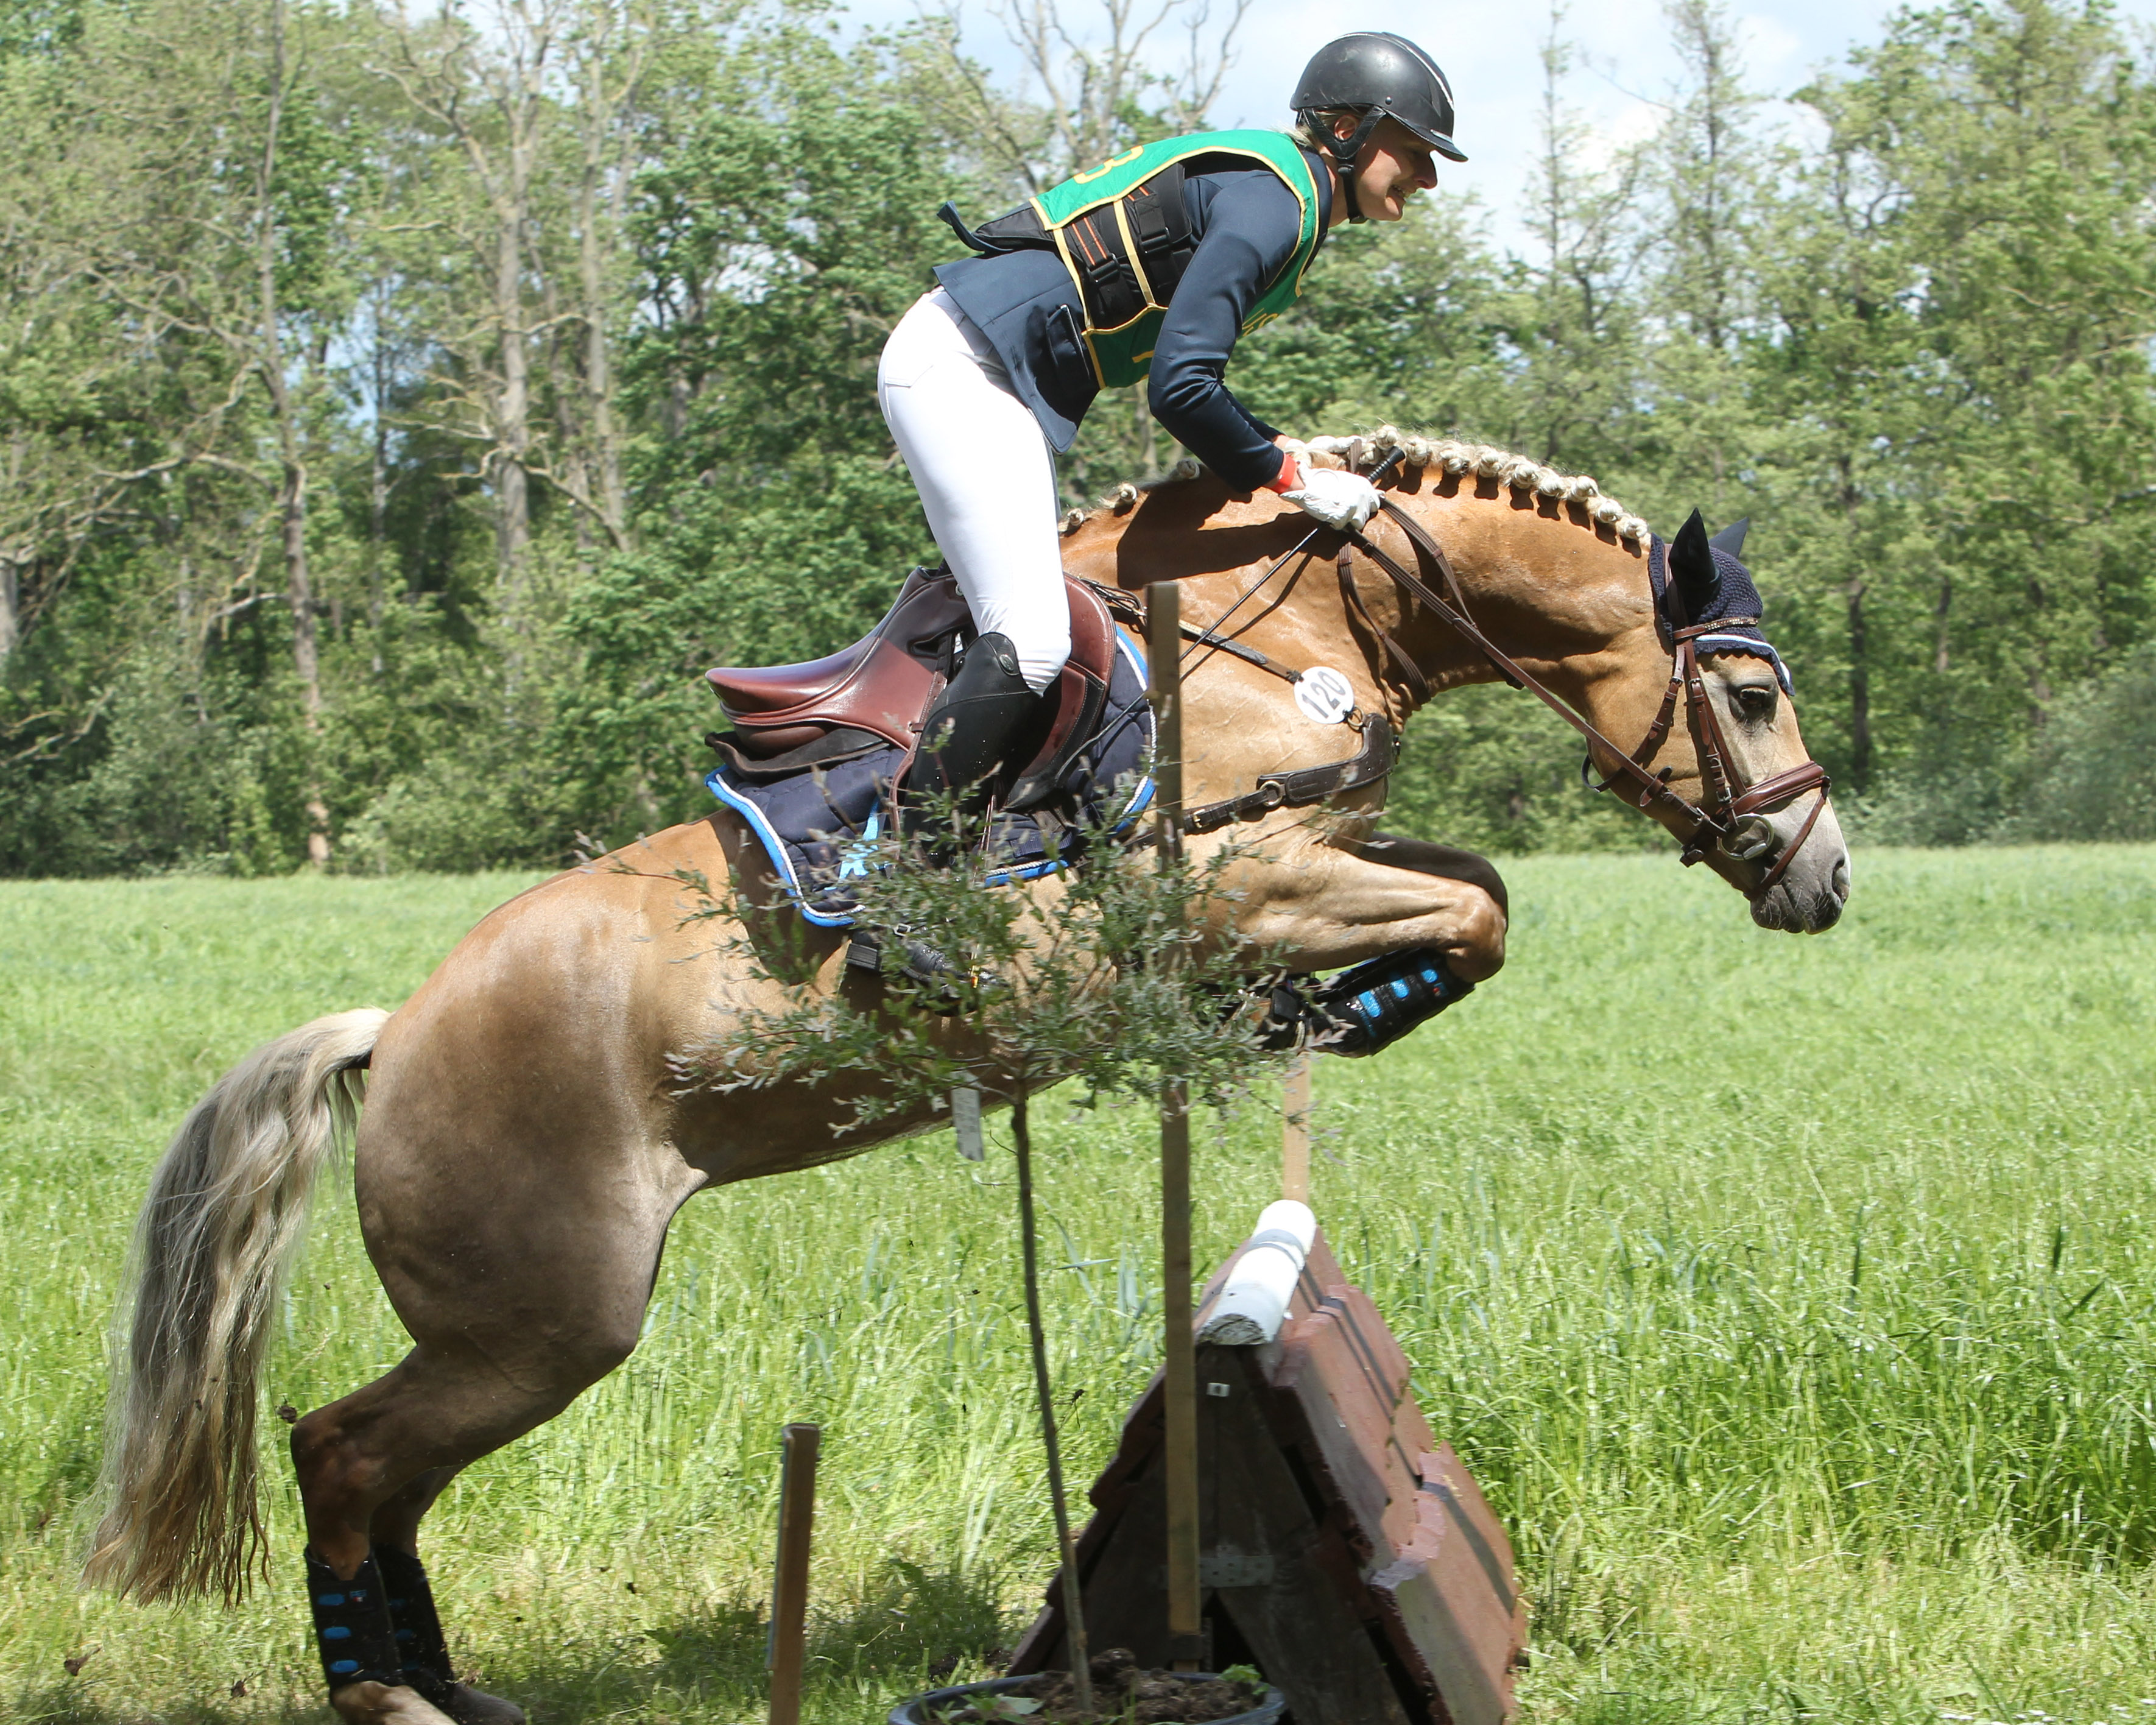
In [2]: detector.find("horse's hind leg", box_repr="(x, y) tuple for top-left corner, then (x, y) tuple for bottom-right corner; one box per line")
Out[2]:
(291, 1095), (703, 1725)
(290, 1342), (596, 1725)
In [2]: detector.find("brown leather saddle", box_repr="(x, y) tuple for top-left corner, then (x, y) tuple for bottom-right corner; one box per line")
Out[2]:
(705, 567), (1132, 813)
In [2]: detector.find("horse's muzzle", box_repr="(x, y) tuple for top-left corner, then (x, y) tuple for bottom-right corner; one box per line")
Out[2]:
(1752, 847), (1851, 933)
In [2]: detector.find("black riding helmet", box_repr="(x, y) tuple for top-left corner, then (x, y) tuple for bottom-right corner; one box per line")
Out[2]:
(1293, 32), (1465, 220)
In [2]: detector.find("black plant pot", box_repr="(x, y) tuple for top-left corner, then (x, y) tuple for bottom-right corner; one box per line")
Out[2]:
(886, 1671), (1288, 1724)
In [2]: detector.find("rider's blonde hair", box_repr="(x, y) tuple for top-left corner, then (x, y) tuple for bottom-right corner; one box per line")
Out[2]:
(1288, 110), (1361, 160)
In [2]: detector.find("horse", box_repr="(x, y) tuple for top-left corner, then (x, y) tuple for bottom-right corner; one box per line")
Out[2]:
(83, 431), (1848, 1725)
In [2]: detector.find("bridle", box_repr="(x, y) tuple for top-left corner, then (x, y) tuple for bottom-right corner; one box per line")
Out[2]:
(1136, 456), (1834, 895)
(1323, 461), (1833, 898)
(1606, 610), (1834, 893)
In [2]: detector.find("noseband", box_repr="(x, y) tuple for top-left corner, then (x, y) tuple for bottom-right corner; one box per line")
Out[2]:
(1615, 619), (1832, 892)
(1337, 479), (1833, 898)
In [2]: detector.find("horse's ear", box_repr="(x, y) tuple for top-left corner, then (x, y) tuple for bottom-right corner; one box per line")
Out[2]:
(1708, 517), (1750, 560)
(1669, 509), (1719, 621)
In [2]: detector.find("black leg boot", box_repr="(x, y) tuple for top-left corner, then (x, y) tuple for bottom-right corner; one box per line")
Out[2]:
(306, 1547), (406, 1697)
(375, 1546), (457, 1706)
(1295, 949), (1475, 1057)
(376, 1547), (527, 1725)
(848, 632), (1041, 992)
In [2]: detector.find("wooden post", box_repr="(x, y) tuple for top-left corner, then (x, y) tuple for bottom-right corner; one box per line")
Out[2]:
(1283, 1054), (1312, 1203)
(767, 1422), (820, 1725)
(1014, 1093), (1095, 1714)
(1146, 580), (1183, 870)
(1146, 582), (1202, 1672)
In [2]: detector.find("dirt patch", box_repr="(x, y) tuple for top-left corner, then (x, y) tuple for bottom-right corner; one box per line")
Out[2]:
(929, 1647), (1267, 1723)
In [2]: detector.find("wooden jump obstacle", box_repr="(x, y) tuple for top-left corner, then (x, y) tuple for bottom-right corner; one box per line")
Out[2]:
(1007, 1219), (1527, 1725)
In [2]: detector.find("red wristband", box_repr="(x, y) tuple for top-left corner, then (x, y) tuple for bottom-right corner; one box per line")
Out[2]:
(1264, 449), (1301, 494)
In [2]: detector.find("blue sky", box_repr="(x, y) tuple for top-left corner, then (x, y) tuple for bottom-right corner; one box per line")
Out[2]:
(850, 0), (2156, 252)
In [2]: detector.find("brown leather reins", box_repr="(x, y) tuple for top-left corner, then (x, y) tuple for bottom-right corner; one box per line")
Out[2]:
(1335, 482), (1834, 897)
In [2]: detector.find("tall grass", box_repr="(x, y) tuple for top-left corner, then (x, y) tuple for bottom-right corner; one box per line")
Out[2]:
(2, 849), (2154, 1723)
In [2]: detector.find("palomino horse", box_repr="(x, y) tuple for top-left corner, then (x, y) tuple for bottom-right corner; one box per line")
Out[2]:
(86, 434), (1848, 1724)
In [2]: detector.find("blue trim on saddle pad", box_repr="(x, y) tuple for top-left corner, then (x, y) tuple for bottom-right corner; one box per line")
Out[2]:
(707, 626), (1157, 929)
(705, 768), (872, 928)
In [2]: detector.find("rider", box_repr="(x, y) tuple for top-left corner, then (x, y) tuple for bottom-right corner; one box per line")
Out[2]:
(878, 31), (1466, 841)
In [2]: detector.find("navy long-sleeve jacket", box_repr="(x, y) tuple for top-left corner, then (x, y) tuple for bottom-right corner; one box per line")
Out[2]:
(932, 150), (1333, 493)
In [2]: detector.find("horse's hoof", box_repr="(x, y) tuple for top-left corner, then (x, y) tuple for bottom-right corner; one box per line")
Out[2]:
(441, 1686), (527, 1725)
(328, 1681), (459, 1725)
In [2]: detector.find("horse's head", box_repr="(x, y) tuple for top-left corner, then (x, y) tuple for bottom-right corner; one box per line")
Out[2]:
(1586, 510), (1850, 934)
(1315, 439), (1849, 933)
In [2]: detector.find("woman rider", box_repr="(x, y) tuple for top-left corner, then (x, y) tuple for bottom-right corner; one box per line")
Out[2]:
(878, 30), (1465, 839)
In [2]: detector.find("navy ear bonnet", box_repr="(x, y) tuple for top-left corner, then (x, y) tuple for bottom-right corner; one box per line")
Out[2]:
(1647, 532), (1795, 696)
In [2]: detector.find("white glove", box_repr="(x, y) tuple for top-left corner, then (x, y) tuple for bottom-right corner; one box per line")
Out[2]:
(1282, 464), (1381, 532)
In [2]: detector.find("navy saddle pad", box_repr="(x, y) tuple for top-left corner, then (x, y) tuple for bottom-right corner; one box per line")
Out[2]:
(706, 626), (1155, 928)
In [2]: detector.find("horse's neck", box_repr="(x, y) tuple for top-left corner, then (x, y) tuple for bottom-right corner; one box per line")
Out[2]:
(1366, 486), (1658, 712)
(1065, 476), (1658, 750)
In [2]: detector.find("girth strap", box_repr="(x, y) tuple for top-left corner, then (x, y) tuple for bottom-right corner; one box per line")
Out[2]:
(1183, 716), (1397, 836)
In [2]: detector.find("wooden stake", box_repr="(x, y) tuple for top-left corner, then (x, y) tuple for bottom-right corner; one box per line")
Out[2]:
(1146, 579), (1184, 867)
(1160, 1078), (1199, 1670)
(1283, 1054), (1312, 1202)
(1147, 582), (1203, 1672)
(1014, 1092), (1095, 1715)
(767, 1422), (819, 1725)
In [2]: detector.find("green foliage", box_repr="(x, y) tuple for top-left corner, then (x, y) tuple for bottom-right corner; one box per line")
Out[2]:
(1383, 685), (1660, 858)
(685, 794), (1292, 1123)
(555, 23), (970, 836)
(1741, 0), (2156, 802)
(1987, 646), (2156, 842)
(4, 0), (2155, 873)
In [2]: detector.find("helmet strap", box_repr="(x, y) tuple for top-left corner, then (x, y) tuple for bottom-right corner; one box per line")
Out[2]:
(1321, 108), (1387, 224)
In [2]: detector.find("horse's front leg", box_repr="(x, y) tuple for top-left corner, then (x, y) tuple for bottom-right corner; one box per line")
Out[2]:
(1207, 824), (1508, 1057)
(1220, 824), (1509, 980)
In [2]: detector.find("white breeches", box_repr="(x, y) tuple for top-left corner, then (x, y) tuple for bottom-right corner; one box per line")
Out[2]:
(877, 288), (1071, 694)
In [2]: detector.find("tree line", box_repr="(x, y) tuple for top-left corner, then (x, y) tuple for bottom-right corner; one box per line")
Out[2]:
(2, 0), (2152, 875)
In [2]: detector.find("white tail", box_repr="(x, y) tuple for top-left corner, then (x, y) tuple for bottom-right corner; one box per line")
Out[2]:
(82, 1007), (389, 1603)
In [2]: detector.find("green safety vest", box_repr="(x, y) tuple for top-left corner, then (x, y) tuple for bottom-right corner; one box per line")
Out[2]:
(959, 130), (1326, 392)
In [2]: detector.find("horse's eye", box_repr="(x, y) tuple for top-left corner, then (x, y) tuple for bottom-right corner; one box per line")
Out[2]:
(1734, 685), (1776, 719)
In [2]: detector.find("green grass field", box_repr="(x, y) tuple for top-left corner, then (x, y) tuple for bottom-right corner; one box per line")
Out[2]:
(3, 847), (2154, 1725)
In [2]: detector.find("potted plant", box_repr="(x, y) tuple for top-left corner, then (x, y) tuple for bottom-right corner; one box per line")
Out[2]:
(887, 1651), (1286, 1724)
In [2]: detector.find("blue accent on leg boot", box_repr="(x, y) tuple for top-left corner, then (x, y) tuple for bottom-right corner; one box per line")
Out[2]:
(375, 1545), (459, 1707)
(1306, 948), (1472, 1057)
(306, 1548), (406, 1693)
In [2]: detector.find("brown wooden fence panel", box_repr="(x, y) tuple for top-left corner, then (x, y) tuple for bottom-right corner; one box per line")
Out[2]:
(1009, 1228), (1527, 1724)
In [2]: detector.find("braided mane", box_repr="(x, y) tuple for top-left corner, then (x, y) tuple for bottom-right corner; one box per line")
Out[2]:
(1061, 425), (1652, 547)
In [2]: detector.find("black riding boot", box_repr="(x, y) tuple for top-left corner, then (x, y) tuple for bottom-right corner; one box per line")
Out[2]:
(848, 632), (1041, 992)
(902, 632), (1041, 842)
